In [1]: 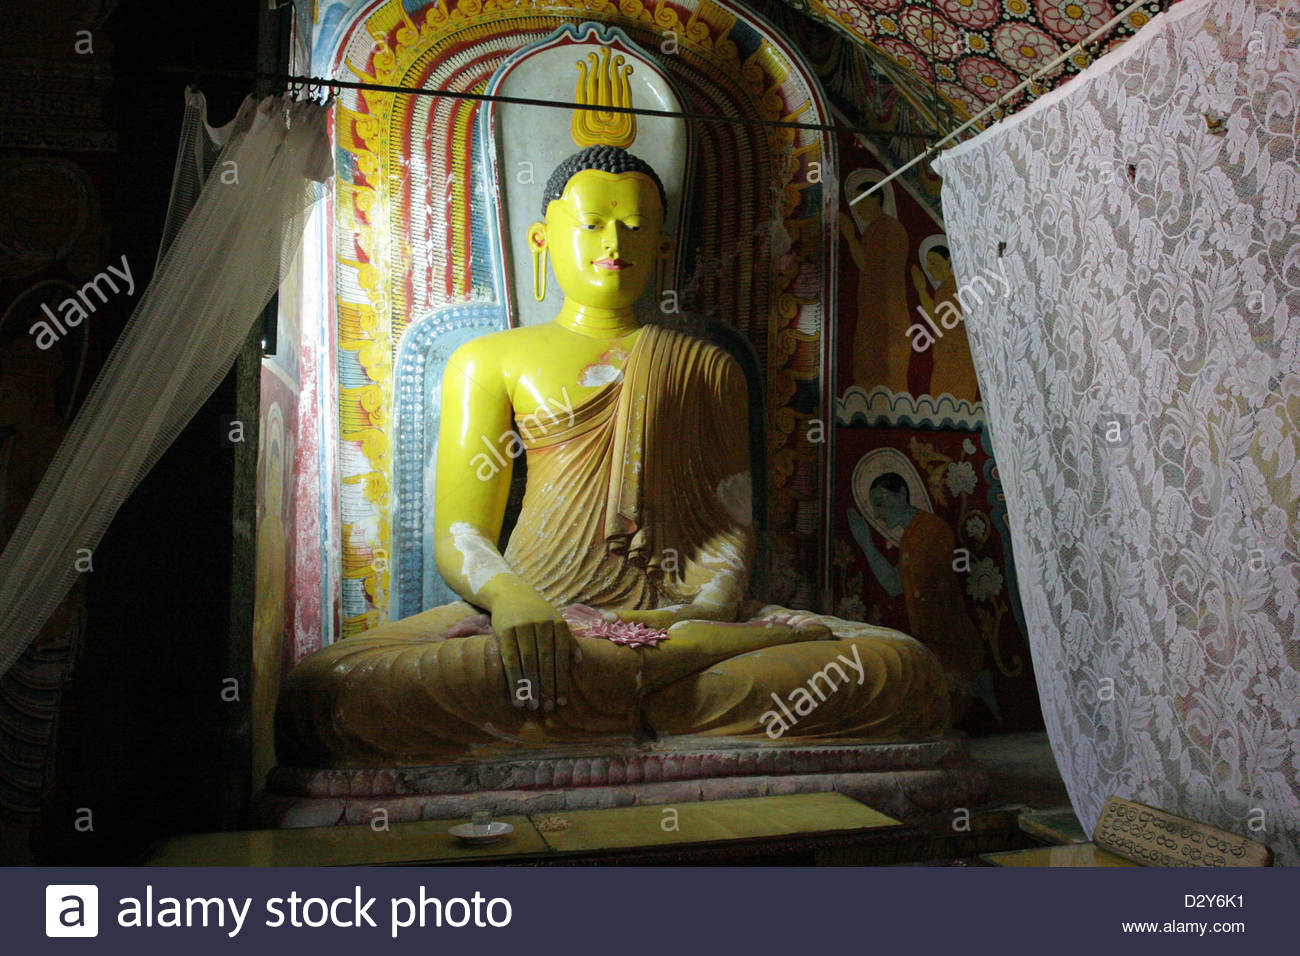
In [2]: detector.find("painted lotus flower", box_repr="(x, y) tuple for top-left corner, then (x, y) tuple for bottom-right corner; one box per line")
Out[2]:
(875, 35), (936, 81)
(899, 6), (963, 58)
(994, 21), (1062, 74)
(839, 2), (877, 34)
(1035, 0), (1108, 44)
(946, 459), (979, 495)
(958, 55), (1019, 100)
(966, 557), (1004, 601)
(822, 0), (890, 32)
(561, 604), (669, 648)
(937, 0), (1002, 31)
(939, 81), (988, 117)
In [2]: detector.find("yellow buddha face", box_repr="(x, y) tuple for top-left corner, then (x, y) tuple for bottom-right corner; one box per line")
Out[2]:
(529, 169), (670, 309)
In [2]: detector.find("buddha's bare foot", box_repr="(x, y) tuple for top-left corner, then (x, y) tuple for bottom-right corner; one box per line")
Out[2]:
(445, 613), (493, 638)
(791, 619), (834, 641)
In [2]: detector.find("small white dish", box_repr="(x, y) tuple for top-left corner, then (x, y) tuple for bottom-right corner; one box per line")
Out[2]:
(449, 821), (514, 845)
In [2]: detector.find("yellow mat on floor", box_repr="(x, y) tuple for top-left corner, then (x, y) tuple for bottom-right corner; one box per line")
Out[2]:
(532, 792), (901, 853)
(148, 793), (900, 865)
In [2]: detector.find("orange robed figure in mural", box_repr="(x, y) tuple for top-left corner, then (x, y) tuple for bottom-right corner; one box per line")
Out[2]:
(848, 472), (984, 721)
(838, 173), (913, 394)
(275, 146), (951, 767)
(914, 242), (980, 404)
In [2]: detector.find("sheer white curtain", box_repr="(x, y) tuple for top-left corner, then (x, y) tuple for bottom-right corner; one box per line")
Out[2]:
(0, 89), (332, 677)
(934, 0), (1300, 864)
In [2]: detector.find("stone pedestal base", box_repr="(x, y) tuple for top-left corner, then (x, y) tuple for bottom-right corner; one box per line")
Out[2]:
(255, 733), (987, 829)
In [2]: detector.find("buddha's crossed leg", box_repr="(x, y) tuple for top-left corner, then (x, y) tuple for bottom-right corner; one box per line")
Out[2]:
(274, 602), (949, 767)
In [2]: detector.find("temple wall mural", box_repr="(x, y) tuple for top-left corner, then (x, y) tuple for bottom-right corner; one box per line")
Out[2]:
(252, 208), (339, 786)
(829, 131), (1038, 732)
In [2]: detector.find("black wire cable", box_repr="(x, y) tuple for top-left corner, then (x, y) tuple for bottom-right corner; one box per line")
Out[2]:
(160, 66), (945, 141)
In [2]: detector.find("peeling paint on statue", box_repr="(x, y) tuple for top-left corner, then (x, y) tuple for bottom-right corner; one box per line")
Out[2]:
(450, 521), (515, 591)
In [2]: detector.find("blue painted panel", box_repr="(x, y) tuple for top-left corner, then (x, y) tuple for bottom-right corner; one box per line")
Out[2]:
(392, 303), (509, 619)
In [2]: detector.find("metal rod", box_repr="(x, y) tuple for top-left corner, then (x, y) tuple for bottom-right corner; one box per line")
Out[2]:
(159, 66), (945, 141)
(849, 0), (1155, 206)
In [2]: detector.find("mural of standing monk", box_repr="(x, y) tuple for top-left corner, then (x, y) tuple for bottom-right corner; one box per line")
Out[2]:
(838, 169), (912, 394)
(251, 403), (290, 784)
(913, 238), (979, 404)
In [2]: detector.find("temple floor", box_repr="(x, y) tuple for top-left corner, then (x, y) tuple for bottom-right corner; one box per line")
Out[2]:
(968, 731), (1070, 808)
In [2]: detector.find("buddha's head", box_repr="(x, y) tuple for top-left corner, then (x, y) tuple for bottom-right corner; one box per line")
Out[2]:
(854, 189), (882, 222)
(868, 472), (915, 529)
(925, 245), (953, 286)
(528, 145), (672, 310)
(264, 419), (285, 517)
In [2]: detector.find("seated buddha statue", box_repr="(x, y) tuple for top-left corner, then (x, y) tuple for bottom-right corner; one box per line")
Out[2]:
(275, 145), (950, 768)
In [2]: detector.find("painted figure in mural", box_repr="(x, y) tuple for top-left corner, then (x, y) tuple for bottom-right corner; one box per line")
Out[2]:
(275, 147), (952, 766)
(913, 239), (979, 404)
(848, 473), (983, 722)
(838, 169), (912, 395)
(251, 404), (289, 782)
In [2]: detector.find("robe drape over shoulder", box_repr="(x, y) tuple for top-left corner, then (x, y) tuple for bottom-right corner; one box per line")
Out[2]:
(503, 324), (754, 611)
(276, 325), (949, 768)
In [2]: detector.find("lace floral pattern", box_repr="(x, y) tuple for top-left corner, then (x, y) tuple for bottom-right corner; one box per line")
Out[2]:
(934, 0), (1300, 863)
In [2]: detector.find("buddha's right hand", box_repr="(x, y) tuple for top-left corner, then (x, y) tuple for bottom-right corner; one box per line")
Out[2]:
(490, 593), (574, 712)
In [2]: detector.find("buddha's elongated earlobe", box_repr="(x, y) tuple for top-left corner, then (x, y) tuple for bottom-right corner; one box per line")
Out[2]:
(528, 221), (547, 302)
(533, 246), (547, 301)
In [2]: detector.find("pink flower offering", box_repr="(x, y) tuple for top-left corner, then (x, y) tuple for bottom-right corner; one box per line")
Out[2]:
(561, 604), (670, 648)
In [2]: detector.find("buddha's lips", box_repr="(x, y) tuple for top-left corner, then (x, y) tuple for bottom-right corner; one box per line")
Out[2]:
(594, 257), (632, 271)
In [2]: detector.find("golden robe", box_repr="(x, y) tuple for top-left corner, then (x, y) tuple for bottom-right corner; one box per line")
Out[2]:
(275, 326), (949, 767)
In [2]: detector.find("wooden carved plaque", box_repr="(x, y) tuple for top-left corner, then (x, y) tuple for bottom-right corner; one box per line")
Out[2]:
(1092, 796), (1272, 867)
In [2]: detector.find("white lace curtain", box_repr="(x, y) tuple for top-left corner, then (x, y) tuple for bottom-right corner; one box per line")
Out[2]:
(0, 89), (332, 677)
(934, 0), (1299, 864)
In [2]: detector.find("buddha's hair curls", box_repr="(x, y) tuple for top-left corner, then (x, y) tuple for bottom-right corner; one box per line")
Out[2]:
(541, 145), (667, 216)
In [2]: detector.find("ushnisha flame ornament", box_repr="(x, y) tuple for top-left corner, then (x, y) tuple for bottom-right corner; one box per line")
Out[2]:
(571, 45), (637, 150)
